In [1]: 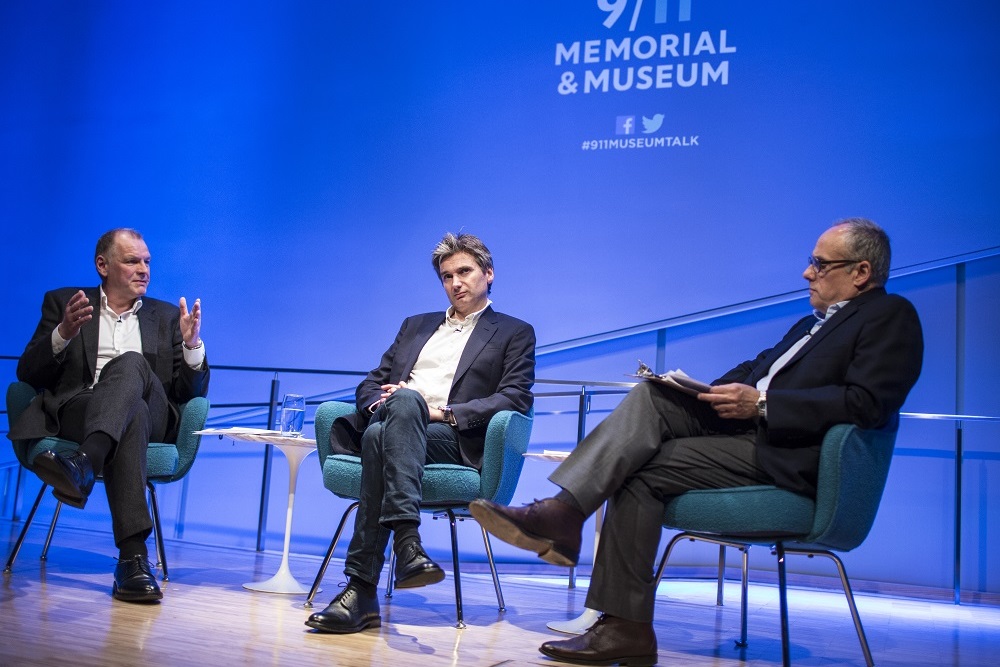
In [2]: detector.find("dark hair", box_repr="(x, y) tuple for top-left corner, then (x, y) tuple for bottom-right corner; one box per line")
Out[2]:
(834, 218), (891, 287)
(95, 228), (143, 264)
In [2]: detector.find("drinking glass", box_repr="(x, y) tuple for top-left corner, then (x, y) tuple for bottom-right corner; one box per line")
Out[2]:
(278, 394), (305, 435)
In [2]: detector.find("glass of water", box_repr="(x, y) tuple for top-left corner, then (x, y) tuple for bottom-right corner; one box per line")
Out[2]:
(278, 394), (305, 435)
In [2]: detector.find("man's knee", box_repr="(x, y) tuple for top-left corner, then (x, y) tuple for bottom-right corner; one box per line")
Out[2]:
(386, 388), (425, 415)
(102, 350), (150, 375)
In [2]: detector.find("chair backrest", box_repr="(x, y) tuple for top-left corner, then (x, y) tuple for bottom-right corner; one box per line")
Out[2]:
(165, 396), (210, 482)
(478, 408), (533, 504)
(6, 381), (41, 467)
(314, 400), (357, 467)
(803, 416), (899, 551)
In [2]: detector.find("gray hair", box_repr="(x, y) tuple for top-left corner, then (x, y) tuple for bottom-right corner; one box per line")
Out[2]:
(431, 233), (494, 292)
(834, 217), (891, 287)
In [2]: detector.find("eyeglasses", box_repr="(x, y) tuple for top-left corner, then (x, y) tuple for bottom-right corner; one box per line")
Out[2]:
(807, 256), (861, 274)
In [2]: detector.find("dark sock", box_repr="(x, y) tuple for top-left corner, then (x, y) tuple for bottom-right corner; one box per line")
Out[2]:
(117, 534), (148, 561)
(348, 575), (376, 596)
(555, 489), (584, 514)
(392, 520), (421, 554)
(79, 431), (115, 476)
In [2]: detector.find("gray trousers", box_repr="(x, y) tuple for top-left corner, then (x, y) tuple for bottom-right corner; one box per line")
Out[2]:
(57, 351), (172, 547)
(550, 381), (773, 622)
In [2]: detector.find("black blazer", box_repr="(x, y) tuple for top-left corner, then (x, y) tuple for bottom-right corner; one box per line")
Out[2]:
(9, 286), (210, 441)
(332, 306), (536, 469)
(714, 288), (923, 497)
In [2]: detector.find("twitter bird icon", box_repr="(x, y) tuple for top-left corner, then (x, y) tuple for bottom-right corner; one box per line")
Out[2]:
(641, 114), (664, 134)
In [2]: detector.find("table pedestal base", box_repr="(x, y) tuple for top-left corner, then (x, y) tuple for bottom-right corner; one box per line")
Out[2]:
(547, 607), (600, 634)
(244, 559), (315, 595)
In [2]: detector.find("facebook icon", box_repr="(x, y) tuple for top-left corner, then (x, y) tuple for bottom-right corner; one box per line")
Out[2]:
(616, 115), (635, 135)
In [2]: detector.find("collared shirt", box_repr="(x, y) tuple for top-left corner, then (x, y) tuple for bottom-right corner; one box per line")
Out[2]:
(50, 288), (206, 387)
(756, 300), (848, 393)
(405, 300), (492, 409)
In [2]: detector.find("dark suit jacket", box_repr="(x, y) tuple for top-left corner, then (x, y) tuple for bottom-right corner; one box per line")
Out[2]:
(8, 286), (211, 442)
(713, 288), (923, 497)
(331, 306), (535, 469)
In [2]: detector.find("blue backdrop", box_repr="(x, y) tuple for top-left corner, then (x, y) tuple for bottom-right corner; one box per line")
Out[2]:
(2, 1), (997, 369)
(2, 0), (1000, 595)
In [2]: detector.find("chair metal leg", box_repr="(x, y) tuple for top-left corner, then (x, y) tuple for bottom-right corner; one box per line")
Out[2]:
(446, 509), (466, 629)
(4, 483), (47, 573)
(479, 524), (506, 611)
(656, 532), (751, 648)
(147, 482), (169, 581)
(786, 548), (874, 667)
(304, 501), (359, 608)
(774, 542), (791, 667)
(386, 548), (396, 598)
(40, 501), (63, 561)
(653, 532), (689, 585)
(716, 544), (726, 605)
(737, 545), (750, 648)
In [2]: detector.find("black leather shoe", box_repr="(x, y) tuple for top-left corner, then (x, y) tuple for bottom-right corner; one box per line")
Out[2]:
(113, 555), (163, 603)
(33, 450), (95, 510)
(305, 583), (381, 633)
(470, 497), (584, 566)
(540, 614), (658, 666)
(393, 540), (445, 589)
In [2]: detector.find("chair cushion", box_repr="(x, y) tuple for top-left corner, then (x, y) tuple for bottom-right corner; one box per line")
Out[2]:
(146, 442), (180, 479)
(664, 485), (815, 540)
(323, 455), (482, 508)
(26, 437), (179, 480)
(26, 437), (81, 464)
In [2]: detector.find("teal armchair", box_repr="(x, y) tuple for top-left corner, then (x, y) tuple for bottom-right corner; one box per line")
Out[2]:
(655, 419), (899, 667)
(304, 400), (533, 628)
(4, 381), (210, 580)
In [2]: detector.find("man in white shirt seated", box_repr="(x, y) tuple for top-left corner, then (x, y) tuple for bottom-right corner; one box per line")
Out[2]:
(9, 228), (210, 603)
(305, 232), (535, 634)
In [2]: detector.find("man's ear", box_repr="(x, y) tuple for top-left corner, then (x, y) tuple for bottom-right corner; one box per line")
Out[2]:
(95, 255), (109, 278)
(853, 260), (872, 289)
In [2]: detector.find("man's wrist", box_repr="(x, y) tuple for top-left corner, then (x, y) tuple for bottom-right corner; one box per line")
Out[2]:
(755, 390), (767, 418)
(437, 405), (457, 426)
(182, 339), (203, 351)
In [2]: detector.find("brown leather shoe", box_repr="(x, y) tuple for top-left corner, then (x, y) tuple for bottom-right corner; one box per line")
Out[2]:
(469, 497), (583, 566)
(540, 614), (658, 666)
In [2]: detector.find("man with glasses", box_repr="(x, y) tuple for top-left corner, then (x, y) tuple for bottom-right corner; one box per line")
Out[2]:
(471, 218), (923, 666)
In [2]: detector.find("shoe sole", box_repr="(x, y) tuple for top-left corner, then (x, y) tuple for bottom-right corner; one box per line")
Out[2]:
(112, 583), (163, 603)
(32, 457), (89, 509)
(470, 504), (578, 567)
(538, 645), (657, 666)
(304, 616), (382, 634)
(394, 566), (446, 589)
(52, 489), (88, 509)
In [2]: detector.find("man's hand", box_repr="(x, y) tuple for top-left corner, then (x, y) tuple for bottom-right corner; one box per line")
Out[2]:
(179, 297), (202, 348)
(379, 380), (408, 401)
(698, 383), (760, 420)
(58, 290), (93, 340)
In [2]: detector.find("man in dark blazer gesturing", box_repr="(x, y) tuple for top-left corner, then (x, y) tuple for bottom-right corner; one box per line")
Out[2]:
(9, 228), (209, 603)
(306, 232), (535, 634)
(471, 218), (923, 665)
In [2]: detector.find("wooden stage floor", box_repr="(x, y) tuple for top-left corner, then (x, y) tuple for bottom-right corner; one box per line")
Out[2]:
(2, 518), (998, 666)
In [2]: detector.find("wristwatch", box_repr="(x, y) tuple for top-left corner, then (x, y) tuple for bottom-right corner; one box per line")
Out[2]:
(755, 390), (767, 418)
(440, 406), (456, 426)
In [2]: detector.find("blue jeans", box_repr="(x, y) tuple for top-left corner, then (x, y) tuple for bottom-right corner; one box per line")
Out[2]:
(343, 388), (462, 586)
